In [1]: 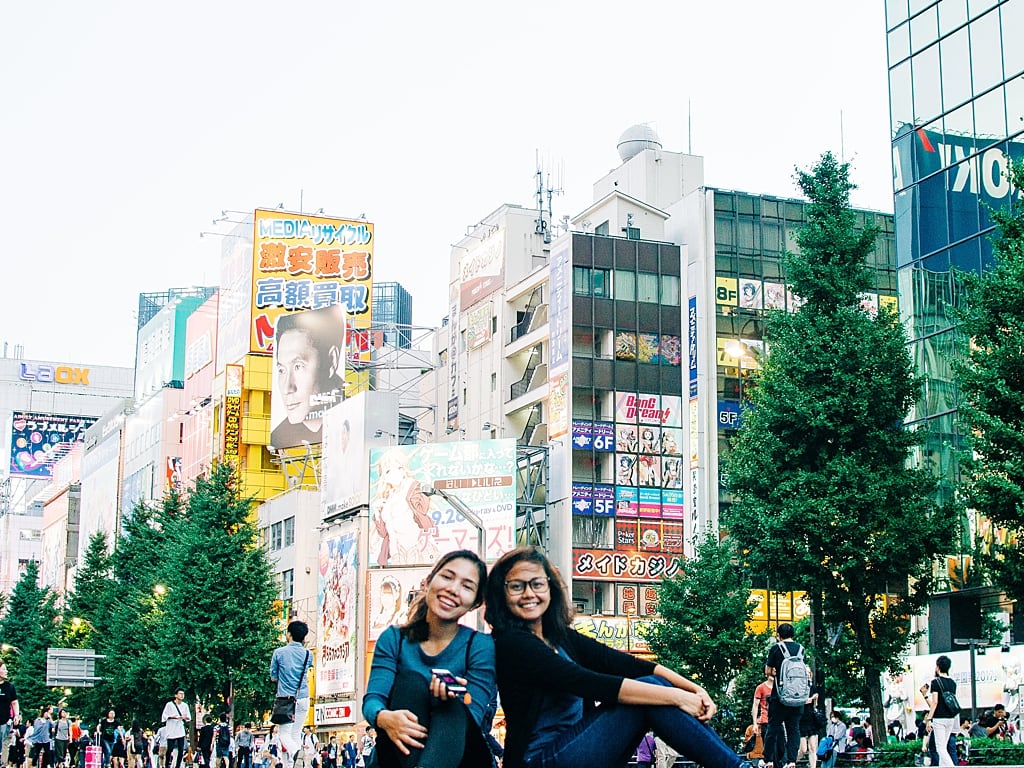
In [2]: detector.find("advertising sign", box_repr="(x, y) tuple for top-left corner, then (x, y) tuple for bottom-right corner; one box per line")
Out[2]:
(320, 391), (398, 518)
(549, 237), (570, 369)
(615, 393), (681, 427)
(459, 230), (504, 309)
(447, 286), (459, 432)
(573, 615), (652, 654)
(317, 526), (359, 696)
(466, 304), (492, 350)
(573, 548), (682, 583)
(251, 209), (373, 355)
(571, 421), (615, 452)
(224, 365), (243, 460)
(268, 306), (347, 449)
(571, 484), (615, 516)
(687, 296), (698, 398)
(368, 439), (517, 567)
(9, 412), (97, 479)
(548, 369), (569, 439)
(366, 567), (431, 643)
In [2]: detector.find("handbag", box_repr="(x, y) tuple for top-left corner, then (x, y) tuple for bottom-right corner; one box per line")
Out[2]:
(935, 676), (961, 717)
(816, 734), (835, 758)
(271, 650), (310, 725)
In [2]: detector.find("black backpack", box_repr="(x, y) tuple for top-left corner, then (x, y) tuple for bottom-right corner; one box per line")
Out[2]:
(217, 725), (231, 749)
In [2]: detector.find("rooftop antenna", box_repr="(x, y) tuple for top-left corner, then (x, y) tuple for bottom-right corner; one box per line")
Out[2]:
(534, 151), (563, 244)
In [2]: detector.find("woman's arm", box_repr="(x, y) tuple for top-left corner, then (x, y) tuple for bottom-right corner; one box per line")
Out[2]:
(460, 632), (496, 727)
(617, 677), (710, 720)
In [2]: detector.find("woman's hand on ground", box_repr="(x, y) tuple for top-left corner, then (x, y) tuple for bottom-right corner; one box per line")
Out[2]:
(374, 710), (426, 755)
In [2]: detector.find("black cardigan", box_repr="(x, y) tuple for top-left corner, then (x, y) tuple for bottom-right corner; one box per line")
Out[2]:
(494, 627), (657, 768)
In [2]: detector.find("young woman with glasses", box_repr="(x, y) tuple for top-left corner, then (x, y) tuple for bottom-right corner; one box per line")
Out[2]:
(484, 547), (751, 768)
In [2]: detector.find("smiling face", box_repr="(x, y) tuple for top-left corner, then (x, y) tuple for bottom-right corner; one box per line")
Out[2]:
(424, 556), (481, 623)
(276, 328), (321, 425)
(503, 560), (551, 630)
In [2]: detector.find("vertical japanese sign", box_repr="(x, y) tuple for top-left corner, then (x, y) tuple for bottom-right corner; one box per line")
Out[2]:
(223, 365), (243, 460)
(447, 284), (460, 432)
(317, 524), (359, 696)
(250, 209), (373, 356)
(368, 439), (516, 567)
(9, 412), (97, 479)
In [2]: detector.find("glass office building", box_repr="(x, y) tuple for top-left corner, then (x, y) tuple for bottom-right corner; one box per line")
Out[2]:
(372, 281), (413, 348)
(886, 0), (1024, 504)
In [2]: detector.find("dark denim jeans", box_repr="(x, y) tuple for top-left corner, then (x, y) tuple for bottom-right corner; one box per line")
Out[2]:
(523, 675), (742, 768)
(764, 700), (801, 765)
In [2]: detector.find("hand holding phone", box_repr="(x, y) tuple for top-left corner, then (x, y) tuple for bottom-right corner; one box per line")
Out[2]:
(431, 668), (468, 696)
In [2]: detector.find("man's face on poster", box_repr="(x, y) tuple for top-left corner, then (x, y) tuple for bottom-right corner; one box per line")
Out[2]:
(277, 329), (321, 425)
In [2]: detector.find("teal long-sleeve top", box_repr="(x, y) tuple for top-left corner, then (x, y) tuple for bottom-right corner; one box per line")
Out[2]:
(362, 624), (496, 729)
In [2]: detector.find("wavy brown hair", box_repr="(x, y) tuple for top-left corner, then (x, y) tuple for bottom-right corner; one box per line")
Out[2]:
(400, 549), (487, 642)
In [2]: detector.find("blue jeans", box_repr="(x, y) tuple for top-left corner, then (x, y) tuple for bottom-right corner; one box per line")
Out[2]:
(523, 675), (741, 768)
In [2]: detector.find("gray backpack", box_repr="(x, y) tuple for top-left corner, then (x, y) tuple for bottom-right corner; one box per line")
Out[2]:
(776, 642), (811, 707)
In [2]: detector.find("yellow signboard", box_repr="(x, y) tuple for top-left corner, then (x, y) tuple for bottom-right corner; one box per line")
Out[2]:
(746, 589), (811, 634)
(250, 209), (374, 356)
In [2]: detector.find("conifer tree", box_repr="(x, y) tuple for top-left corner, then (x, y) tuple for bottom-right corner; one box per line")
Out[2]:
(724, 153), (950, 729)
(0, 561), (59, 712)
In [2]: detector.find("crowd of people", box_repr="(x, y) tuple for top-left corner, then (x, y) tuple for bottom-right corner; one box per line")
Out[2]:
(7, 547), (1024, 768)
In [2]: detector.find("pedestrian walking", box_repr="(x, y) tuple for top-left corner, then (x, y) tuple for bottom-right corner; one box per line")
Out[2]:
(924, 655), (960, 768)
(161, 689), (191, 768)
(270, 622), (312, 768)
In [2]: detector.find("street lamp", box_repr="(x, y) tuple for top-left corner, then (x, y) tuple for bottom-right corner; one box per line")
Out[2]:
(420, 484), (485, 561)
(954, 637), (989, 720)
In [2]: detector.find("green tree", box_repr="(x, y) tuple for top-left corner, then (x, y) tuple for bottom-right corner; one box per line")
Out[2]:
(0, 560), (60, 713)
(65, 532), (112, 646)
(100, 499), (172, 722)
(152, 463), (280, 722)
(951, 161), (1024, 602)
(646, 533), (768, 743)
(723, 153), (951, 734)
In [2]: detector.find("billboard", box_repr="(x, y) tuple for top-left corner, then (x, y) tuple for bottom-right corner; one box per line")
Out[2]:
(9, 412), (97, 479)
(269, 306), (347, 449)
(459, 230), (504, 309)
(572, 548), (682, 583)
(251, 209), (373, 355)
(317, 525), (359, 696)
(366, 566), (430, 643)
(320, 391), (399, 518)
(368, 439), (517, 567)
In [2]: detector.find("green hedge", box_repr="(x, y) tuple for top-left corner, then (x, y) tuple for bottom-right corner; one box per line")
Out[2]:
(861, 736), (1024, 766)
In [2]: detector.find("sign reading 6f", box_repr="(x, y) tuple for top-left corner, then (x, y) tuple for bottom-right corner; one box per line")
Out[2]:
(19, 363), (90, 386)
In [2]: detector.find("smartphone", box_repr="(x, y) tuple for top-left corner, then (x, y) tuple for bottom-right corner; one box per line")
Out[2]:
(431, 668), (467, 695)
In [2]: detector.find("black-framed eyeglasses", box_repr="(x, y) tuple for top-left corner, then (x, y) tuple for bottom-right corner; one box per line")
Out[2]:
(504, 577), (550, 595)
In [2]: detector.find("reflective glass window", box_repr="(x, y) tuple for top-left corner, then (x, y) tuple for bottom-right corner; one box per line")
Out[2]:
(974, 84), (1007, 140)
(968, 0), (998, 18)
(949, 237), (981, 274)
(919, 172), (950, 255)
(889, 21), (911, 63)
(939, 26), (971, 111)
(970, 10), (1004, 93)
(737, 216), (760, 251)
(913, 44), (943, 122)
(1003, 0), (1024, 78)
(637, 272), (659, 303)
(943, 102), (976, 152)
(661, 275), (680, 306)
(614, 270), (635, 301)
(939, 0), (968, 35)
(980, 233), (995, 271)
(573, 266), (590, 295)
(1004, 75), (1024, 137)
(887, 0), (909, 29)
(592, 268), (611, 298)
(715, 213), (735, 247)
(891, 60), (914, 134)
(910, 0), (936, 14)
(911, 5), (938, 53)
(762, 220), (782, 253)
(947, 166), (981, 240)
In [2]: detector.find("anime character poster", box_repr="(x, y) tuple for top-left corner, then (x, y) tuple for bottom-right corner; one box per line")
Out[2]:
(368, 439), (516, 566)
(366, 567), (430, 642)
(317, 526), (358, 696)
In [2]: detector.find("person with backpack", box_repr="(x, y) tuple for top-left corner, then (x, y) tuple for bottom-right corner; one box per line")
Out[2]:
(763, 623), (810, 768)
(215, 716), (232, 768)
(923, 655), (959, 768)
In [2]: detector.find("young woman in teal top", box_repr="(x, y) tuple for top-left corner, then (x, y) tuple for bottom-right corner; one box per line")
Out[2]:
(362, 550), (496, 768)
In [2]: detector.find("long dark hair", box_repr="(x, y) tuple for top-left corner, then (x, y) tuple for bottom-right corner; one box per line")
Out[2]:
(400, 549), (487, 642)
(484, 547), (573, 644)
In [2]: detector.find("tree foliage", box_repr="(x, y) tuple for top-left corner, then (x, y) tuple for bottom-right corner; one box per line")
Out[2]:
(723, 152), (951, 735)
(0, 560), (59, 713)
(951, 160), (1024, 603)
(61, 462), (280, 725)
(646, 533), (768, 744)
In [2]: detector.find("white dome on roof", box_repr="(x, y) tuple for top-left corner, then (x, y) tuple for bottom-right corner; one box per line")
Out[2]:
(617, 124), (663, 162)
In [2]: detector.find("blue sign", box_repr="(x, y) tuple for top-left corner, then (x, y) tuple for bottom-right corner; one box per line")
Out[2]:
(688, 296), (698, 398)
(571, 420), (615, 451)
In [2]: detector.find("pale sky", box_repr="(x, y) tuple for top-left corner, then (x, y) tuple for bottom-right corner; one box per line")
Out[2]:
(0, 1), (893, 369)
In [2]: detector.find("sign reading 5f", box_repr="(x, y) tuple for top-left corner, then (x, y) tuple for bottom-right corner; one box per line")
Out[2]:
(19, 363), (90, 385)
